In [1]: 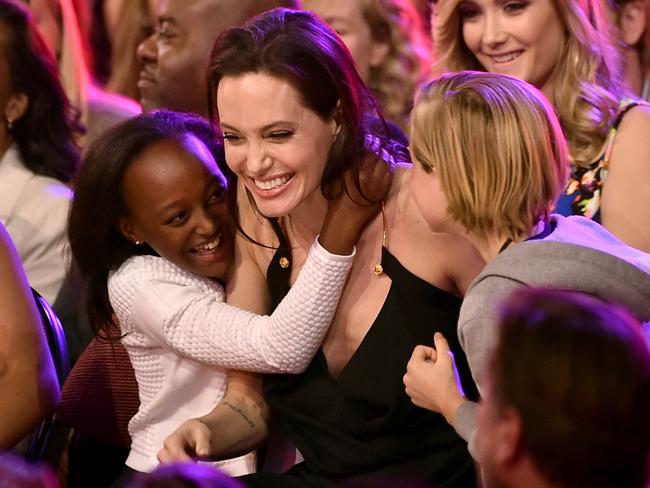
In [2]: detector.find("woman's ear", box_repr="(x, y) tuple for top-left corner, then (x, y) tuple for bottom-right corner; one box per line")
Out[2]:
(619, 0), (646, 47)
(3, 93), (29, 125)
(332, 100), (342, 138)
(117, 216), (142, 246)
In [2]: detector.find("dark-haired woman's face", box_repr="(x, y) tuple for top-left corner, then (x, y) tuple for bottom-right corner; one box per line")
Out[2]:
(217, 72), (339, 218)
(118, 136), (233, 279)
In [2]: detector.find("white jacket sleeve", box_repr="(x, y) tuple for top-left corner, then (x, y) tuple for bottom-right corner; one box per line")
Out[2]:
(109, 238), (353, 374)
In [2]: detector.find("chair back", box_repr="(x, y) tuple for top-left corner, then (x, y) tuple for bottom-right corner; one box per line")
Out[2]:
(32, 289), (71, 385)
(24, 289), (71, 463)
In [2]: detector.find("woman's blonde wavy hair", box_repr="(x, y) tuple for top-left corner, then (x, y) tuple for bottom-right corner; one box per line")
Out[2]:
(410, 71), (569, 240)
(360, 0), (433, 130)
(433, 0), (627, 168)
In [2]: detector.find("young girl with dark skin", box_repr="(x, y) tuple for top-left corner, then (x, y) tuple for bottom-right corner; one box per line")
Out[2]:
(67, 110), (391, 477)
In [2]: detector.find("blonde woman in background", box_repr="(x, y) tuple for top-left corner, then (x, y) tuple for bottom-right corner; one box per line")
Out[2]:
(303, 0), (432, 131)
(433, 0), (650, 252)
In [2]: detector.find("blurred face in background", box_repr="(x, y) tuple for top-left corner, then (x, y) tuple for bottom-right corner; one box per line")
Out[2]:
(136, 0), (231, 115)
(302, 0), (389, 82)
(26, 0), (62, 58)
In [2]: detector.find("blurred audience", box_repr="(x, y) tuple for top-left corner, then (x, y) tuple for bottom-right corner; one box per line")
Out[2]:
(476, 288), (650, 488)
(137, 0), (298, 116)
(612, 0), (650, 99)
(0, 223), (59, 451)
(433, 0), (650, 252)
(89, 0), (154, 101)
(303, 0), (431, 131)
(0, 0), (80, 306)
(27, 0), (140, 147)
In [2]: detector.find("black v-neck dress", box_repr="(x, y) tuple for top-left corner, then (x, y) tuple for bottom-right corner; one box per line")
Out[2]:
(241, 244), (478, 487)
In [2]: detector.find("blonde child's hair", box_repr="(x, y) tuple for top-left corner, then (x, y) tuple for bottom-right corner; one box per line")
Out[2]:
(433, 0), (626, 168)
(410, 71), (569, 240)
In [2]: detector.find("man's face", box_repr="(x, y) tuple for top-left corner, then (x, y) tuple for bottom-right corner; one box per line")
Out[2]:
(136, 0), (237, 115)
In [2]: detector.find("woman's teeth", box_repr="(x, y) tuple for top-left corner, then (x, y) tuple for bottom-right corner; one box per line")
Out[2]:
(254, 175), (290, 190)
(490, 51), (522, 63)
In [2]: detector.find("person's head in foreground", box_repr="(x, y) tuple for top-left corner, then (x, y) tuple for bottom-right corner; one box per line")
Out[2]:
(68, 110), (232, 334)
(127, 461), (244, 488)
(409, 70), (568, 250)
(476, 287), (650, 488)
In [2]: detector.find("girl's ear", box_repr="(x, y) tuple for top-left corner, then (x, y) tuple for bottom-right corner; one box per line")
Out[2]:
(3, 93), (29, 125)
(117, 216), (141, 245)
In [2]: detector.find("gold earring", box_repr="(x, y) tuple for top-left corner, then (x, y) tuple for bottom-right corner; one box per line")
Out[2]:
(135, 240), (142, 245)
(6, 119), (13, 130)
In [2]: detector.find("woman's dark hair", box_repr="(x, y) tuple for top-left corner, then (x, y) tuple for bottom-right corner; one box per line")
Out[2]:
(0, 0), (83, 183)
(492, 288), (650, 488)
(68, 110), (227, 337)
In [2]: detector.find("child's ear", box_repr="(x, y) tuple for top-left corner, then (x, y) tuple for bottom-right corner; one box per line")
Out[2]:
(117, 216), (142, 245)
(619, 0), (646, 46)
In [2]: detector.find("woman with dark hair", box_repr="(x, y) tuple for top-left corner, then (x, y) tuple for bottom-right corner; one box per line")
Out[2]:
(0, 0), (82, 305)
(160, 8), (484, 487)
(68, 109), (389, 479)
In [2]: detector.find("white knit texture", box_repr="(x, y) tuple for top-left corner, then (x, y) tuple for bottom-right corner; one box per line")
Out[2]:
(107, 238), (353, 472)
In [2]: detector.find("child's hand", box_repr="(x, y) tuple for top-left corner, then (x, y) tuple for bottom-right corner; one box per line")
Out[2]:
(320, 152), (394, 255)
(403, 332), (468, 425)
(157, 418), (215, 464)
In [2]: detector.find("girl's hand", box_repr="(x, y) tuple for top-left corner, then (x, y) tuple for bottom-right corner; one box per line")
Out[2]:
(403, 332), (468, 425)
(320, 152), (394, 255)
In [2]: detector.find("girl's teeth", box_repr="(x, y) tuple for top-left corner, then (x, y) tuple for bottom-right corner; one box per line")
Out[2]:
(195, 234), (221, 251)
(254, 176), (290, 190)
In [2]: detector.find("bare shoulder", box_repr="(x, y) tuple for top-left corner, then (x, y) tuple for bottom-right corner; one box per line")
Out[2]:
(612, 104), (650, 156)
(601, 104), (650, 252)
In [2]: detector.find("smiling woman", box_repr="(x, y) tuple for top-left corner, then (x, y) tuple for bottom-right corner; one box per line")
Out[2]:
(67, 110), (389, 482)
(434, 0), (650, 252)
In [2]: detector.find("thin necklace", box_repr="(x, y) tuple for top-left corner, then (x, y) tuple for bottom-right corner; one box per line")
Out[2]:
(371, 202), (387, 276)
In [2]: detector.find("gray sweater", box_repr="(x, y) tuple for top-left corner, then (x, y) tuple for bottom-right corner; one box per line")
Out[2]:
(452, 215), (650, 449)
